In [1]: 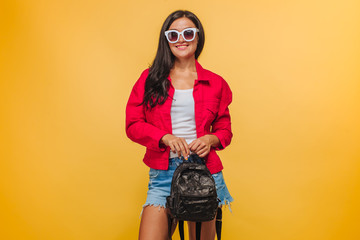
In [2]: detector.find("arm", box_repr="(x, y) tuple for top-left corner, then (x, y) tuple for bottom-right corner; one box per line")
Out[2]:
(125, 70), (169, 152)
(211, 79), (233, 150)
(189, 78), (233, 157)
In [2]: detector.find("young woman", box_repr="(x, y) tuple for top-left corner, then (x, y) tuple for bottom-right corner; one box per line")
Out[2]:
(126, 10), (233, 240)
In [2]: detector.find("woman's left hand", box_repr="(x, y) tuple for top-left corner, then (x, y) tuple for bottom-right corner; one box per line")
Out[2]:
(189, 134), (220, 158)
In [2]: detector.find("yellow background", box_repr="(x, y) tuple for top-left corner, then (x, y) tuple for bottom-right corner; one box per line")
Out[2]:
(1, 0), (359, 239)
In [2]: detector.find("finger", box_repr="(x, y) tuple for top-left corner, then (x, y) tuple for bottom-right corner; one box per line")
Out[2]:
(177, 141), (186, 158)
(194, 141), (207, 153)
(195, 143), (210, 156)
(169, 143), (177, 153)
(188, 142), (194, 157)
(197, 147), (208, 156)
(173, 142), (182, 157)
(180, 141), (190, 159)
(188, 140), (194, 149)
(181, 139), (190, 157)
(198, 148), (210, 158)
(189, 140), (201, 152)
(198, 151), (209, 158)
(193, 147), (204, 156)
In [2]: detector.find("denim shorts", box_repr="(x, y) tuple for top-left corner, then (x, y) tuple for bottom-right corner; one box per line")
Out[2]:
(143, 157), (234, 211)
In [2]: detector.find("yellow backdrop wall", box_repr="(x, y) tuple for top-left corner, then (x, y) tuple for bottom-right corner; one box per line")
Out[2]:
(1, 0), (359, 239)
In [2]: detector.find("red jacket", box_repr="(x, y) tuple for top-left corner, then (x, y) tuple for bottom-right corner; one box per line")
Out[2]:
(126, 60), (232, 174)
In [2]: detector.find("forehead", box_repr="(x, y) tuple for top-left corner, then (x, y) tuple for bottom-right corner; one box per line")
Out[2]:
(168, 17), (196, 30)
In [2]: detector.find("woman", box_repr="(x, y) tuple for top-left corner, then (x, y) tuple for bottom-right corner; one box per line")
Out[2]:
(126, 10), (233, 240)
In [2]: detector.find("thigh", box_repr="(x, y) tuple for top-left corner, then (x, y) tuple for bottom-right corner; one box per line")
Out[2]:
(187, 214), (218, 240)
(139, 206), (169, 240)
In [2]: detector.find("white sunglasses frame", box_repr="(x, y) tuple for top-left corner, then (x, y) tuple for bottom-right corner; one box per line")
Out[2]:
(164, 28), (199, 43)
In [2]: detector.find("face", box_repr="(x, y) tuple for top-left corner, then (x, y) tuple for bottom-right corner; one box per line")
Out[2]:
(166, 17), (199, 60)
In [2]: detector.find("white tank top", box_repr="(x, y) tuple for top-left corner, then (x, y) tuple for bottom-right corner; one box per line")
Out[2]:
(169, 88), (197, 158)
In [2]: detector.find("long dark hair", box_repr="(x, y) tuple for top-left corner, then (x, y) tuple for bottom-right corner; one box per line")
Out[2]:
(141, 10), (205, 109)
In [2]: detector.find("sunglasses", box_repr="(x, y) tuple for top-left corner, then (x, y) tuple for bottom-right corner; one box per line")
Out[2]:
(164, 28), (199, 43)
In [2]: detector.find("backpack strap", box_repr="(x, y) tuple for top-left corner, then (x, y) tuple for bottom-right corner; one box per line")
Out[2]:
(216, 208), (223, 240)
(168, 215), (173, 240)
(178, 221), (200, 240)
(176, 208), (223, 240)
(196, 222), (201, 240)
(178, 220), (185, 240)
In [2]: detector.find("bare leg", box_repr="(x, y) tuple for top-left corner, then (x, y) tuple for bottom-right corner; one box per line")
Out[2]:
(139, 206), (177, 240)
(187, 217), (217, 240)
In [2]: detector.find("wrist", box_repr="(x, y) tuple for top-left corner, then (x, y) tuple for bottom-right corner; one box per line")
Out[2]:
(206, 134), (220, 147)
(161, 134), (171, 145)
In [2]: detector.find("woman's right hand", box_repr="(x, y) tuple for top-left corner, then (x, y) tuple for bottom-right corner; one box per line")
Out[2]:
(161, 134), (190, 159)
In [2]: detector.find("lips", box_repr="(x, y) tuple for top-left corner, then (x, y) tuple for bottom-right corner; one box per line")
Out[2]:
(175, 44), (189, 49)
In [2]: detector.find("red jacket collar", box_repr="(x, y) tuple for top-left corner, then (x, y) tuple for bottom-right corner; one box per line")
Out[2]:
(195, 59), (209, 82)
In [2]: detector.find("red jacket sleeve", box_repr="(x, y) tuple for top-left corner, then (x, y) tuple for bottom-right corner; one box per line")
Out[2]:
(125, 69), (168, 152)
(211, 78), (233, 150)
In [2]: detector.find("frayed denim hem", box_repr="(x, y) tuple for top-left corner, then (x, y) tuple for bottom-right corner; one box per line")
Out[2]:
(140, 203), (166, 218)
(219, 199), (234, 213)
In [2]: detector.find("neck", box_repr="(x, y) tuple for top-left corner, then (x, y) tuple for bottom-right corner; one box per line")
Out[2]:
(173, 56), (196, 72)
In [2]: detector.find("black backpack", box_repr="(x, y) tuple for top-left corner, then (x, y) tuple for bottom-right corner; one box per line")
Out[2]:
(166, 154), (222, 240)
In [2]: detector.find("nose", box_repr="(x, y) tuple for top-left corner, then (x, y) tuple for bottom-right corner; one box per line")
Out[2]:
(178, 33), (185, 42)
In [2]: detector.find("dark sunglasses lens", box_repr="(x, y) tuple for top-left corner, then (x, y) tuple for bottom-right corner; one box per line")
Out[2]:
(184, 30), (195, 40)
(168, 32), (178, 42)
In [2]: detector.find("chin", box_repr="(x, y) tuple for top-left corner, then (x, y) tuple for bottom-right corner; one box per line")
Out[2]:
(175, 54), (194, 60)
(171, 50), (196, 60)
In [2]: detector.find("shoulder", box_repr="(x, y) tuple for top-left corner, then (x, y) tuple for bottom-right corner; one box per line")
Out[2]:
(201, 67), (231, 91)
(132, 68), (150, 89)
(199, 65), (232, 104)
(138, 68), (150, 83)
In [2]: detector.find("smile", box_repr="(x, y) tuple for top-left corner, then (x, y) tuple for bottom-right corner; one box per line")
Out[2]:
(175, 45), (189, 49)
